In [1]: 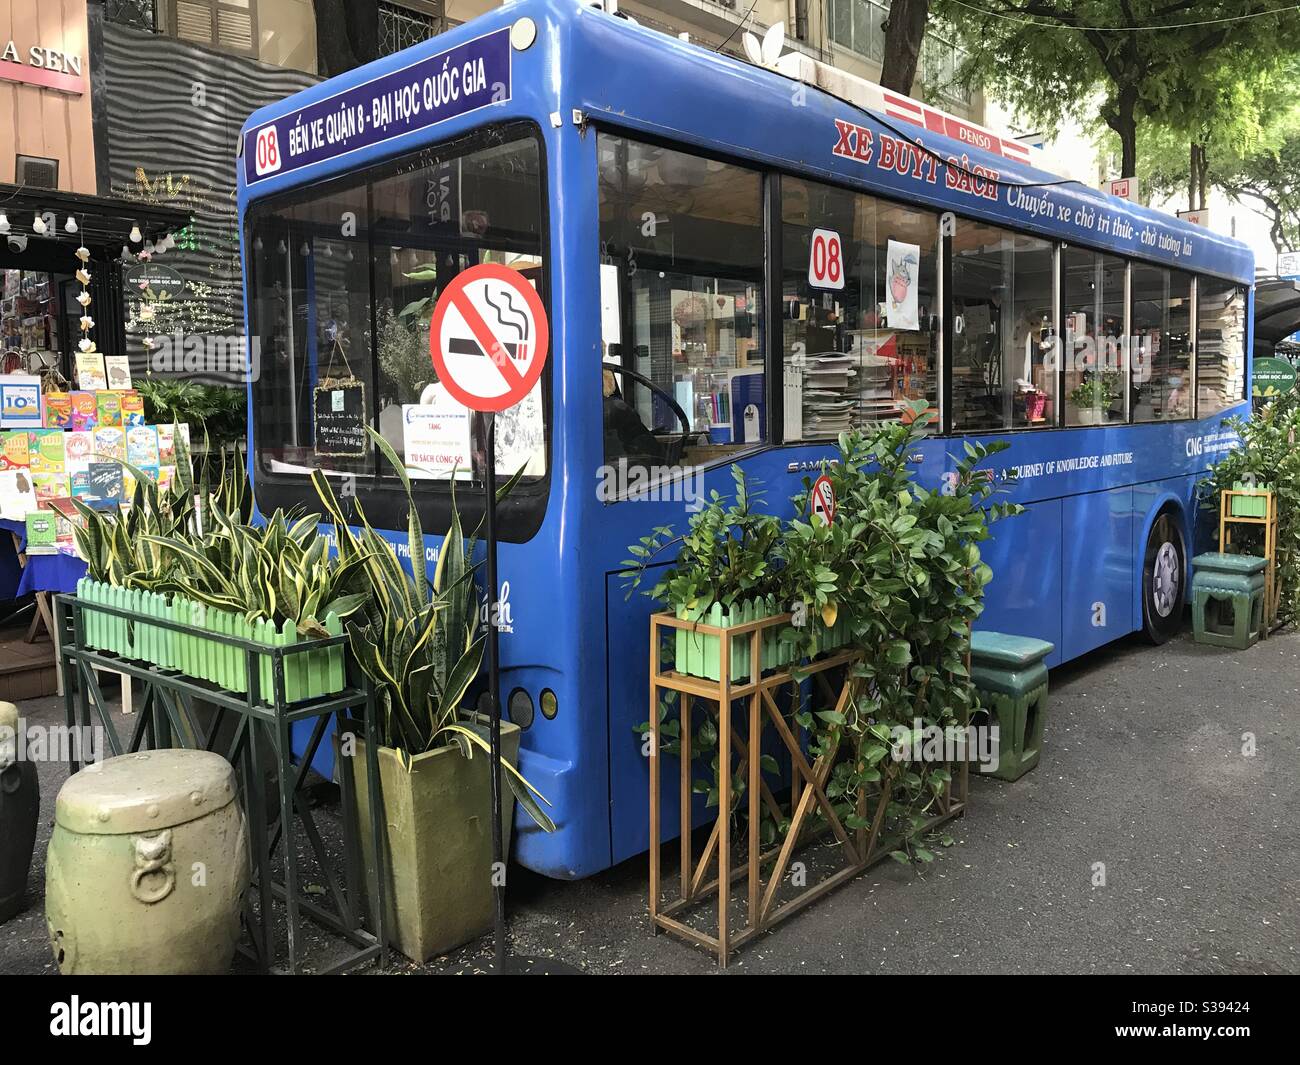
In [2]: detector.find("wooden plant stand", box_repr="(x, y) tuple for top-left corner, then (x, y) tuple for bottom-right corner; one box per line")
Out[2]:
(648, 610), (969, 967)
(1219, 488), (1279, 636)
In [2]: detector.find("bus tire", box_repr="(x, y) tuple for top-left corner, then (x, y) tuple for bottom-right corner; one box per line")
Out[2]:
(1142, 509), (1186, 644)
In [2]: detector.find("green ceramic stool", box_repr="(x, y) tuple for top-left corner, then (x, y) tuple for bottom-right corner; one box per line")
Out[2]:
(970, 632), (1054, 782)
(1191, 553), (1266, 651)
(45, 750), (249, 974)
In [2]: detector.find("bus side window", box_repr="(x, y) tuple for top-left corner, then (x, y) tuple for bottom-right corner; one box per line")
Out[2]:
(1132, 265), (1193, 422)
(950, 221), (1055, 432)
(1196, 279), (1247, 415)
(596, 134), (765, 482)
(780, 177), (941, 439)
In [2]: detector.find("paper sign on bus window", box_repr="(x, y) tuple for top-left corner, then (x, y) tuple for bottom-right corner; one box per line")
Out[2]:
(404, 384), (472, 480)
(885, 240), (921, 331)
(807, 228), (845, 290)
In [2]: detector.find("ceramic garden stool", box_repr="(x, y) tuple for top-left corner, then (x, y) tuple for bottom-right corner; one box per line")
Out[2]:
(45, 749), (250, 975)
(0, 702), (39, 924)
(970, 632), (1054, 782)
(1191, 553), (1267, 651)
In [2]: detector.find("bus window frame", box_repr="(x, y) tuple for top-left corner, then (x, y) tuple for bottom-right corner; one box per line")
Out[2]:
(243, 118), (554, 542)
(594, 124), (774, 491)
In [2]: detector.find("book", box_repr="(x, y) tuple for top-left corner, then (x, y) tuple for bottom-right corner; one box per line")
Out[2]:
(27, 429), (66, 474)
(76, 351), (107, 390)
(0, 429), (30, 472)
(64, 430), (93, 472)
(85, 462), (124, 510)
(92, 427), (125, 462)
(70, 391), (98, 431)
(120, 390), (145, 427)
(25, 512), (57, 554)
(155, 423), (177, 464)
(126, 425), (159, 468)
(43, 392), (72, 429)
(32, 472), (69, 507)
(0, 469), (36, 520)
(95, 391), (123, 428)
(104, 355), (132, 391)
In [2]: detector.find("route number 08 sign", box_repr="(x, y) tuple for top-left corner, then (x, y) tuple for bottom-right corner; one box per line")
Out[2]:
(808, 228), (845, 291)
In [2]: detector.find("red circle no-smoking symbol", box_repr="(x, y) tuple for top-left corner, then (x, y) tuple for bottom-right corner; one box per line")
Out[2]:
(428, 263), (549, 413)
(811, 474), (836, 526)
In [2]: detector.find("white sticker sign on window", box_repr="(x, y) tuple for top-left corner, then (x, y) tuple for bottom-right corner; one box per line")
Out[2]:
(403, 386), (472, 480)
(808, 228), (845, 290)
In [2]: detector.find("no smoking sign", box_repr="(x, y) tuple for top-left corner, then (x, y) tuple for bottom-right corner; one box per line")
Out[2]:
(429, 263), (549, 413)
(811, 474), (836, 526)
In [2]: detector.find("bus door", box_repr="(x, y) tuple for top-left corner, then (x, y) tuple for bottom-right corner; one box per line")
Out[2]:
(595, 132), (773, 863)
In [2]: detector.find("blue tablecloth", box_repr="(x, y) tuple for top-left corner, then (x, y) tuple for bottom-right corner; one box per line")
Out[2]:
(0, 517), (25, 551)
(16, 551), (87, 596)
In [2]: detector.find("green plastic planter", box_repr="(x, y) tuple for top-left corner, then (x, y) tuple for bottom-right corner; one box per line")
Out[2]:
(76, 578), (345, 703)
(1228, 483), (1270, 518)
(673, 595), (846, 682)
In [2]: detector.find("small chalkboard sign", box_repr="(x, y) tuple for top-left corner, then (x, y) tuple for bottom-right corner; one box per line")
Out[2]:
(313, 377), (367, 458)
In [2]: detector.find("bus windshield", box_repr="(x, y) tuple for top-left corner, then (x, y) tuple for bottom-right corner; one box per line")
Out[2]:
(245, 122), (547, 498)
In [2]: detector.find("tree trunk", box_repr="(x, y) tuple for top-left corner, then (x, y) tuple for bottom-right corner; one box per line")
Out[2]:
(880, 0), (930, 96)
(1105, 87), (1139, 180)
(1189, 143), (1209, 210)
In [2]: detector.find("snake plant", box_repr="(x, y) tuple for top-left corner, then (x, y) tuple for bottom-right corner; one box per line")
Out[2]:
(313, 427), (554, 832)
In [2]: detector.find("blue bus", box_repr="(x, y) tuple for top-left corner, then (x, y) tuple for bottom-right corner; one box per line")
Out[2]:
(237, 0), (1254, 879)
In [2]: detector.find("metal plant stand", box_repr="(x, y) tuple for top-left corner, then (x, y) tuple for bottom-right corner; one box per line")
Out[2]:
(54, 593), (388, 975)
(648, 610), (970, 967)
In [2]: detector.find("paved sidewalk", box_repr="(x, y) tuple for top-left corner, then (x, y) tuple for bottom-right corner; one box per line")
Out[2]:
(3, 627), (1297, 975)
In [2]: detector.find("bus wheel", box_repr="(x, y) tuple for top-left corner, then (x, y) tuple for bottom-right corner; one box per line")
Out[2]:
(1142, 510), (1185, 644)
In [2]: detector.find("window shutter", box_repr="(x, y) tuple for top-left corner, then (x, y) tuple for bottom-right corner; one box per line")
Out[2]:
(171, 0), (257, 57)
(173, 0), (215, 45)
(216, 1), (256, 54)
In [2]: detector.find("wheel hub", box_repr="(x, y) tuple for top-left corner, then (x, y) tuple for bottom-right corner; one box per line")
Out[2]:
(1152, 540), (1180, 617)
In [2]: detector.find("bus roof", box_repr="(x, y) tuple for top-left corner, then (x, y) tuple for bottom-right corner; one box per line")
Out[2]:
(238, 0), (1253, 284)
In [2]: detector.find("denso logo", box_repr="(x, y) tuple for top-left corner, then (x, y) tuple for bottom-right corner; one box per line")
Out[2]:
(955, 124), (994, 151)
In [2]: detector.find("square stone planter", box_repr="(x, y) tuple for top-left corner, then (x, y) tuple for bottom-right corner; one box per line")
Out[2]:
(341, 715), (520, 963)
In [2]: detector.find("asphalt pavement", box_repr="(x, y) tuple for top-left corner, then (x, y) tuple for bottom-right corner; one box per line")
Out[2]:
(3, 626), (1297, 975)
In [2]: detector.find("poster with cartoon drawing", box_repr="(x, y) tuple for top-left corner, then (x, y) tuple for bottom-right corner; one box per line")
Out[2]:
(885, 240), (921, 331)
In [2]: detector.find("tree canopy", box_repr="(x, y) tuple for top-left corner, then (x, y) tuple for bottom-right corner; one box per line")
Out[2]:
(933, 1), (1300, 178)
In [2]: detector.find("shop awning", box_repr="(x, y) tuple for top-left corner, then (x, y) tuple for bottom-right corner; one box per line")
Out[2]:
(1254, 277), (1300, 355)
(0, 183), (190, 261)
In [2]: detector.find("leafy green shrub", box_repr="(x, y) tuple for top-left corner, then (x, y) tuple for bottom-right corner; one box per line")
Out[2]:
(782, 407), (1020, 860)
(1201, 391), (1300, 624)
(136, 379), (246, 452)
(623, 466), (783, 615)
(625, 400), (1022, 862)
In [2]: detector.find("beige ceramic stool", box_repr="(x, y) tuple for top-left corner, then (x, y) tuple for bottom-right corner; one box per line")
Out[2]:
(0, 702), (39, 923)
(46, 749), (250, 974)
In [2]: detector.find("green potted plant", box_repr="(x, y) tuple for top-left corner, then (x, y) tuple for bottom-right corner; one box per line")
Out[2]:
(314, 429), (554, 962)
(624, 466), (788, 680)
(1069, 370), (1120, 425)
